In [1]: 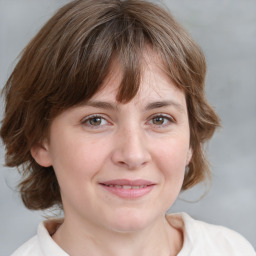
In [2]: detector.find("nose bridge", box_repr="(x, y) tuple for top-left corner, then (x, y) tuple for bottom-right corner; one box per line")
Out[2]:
(111, 123), (151, 169)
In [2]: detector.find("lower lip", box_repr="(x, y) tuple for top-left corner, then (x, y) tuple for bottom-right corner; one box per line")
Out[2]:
(100, 185), (154, 199)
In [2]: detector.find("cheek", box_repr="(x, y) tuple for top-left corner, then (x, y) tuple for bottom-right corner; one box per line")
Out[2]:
(150, 138), (188, 210)
(153, 137), (189, 178)
(50, 137), (111, 209)
(50, 135), (109, 186)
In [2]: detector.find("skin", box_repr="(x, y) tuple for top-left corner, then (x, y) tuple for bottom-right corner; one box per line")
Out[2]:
(31, 50), (192, 256)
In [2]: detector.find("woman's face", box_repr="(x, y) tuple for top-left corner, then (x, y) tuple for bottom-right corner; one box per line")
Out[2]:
(33, 51), (192, 233)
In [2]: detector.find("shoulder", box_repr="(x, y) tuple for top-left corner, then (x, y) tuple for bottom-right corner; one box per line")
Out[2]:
(11, 236), (43, 256)
(167, 212), (256, 256)
(11, 219), (67, 256)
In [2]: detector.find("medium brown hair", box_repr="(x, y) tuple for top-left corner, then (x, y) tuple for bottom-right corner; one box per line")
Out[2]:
(0, 0), (220, 210)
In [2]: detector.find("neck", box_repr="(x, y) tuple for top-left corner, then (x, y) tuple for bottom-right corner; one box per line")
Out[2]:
(52, 214), (183, 256)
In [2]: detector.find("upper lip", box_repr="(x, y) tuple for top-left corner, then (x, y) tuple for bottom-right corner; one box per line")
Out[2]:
(99, 179), (155, 186)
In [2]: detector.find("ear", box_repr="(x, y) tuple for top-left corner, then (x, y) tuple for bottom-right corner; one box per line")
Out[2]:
(186, 147), (193, 166)
(30, 140), (52, 167)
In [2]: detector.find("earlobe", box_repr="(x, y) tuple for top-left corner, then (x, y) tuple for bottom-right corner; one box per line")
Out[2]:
(30, 141), (52, 167)
(186, 148), (193, 165)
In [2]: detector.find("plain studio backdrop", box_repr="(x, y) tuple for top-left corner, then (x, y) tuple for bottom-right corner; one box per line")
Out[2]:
(0, 0), (255, 255)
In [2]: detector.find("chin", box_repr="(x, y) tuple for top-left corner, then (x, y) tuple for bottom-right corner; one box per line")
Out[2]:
(107, 209), (156, 233)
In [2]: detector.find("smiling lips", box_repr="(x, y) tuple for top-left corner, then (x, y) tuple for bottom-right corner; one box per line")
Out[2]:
(100, 179), (155, 199)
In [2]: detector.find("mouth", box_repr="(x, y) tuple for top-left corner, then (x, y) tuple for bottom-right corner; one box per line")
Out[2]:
(99, 179), (155, 199)
(103, 184), (149, 189)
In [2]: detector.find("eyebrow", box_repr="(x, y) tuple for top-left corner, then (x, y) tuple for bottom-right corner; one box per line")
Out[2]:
(85, 101), (116, 110)
(84, 100), (185, 113)
(144, 100), (185, 113)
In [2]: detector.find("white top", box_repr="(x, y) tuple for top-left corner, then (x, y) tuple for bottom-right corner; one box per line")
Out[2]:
(11, 212), (255, 256)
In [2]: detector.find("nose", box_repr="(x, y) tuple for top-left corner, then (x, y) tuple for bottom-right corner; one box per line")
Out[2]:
(111, 128), (151, 170)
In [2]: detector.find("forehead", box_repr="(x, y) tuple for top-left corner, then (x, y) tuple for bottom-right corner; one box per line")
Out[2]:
(89, 49), (186, 108)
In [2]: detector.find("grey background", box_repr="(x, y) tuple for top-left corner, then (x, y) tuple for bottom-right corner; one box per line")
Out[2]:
(0, 0), (255, 255)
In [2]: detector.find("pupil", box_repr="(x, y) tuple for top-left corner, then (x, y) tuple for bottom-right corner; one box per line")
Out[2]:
(90, 117), (101, 125)
(153, 117), (164, 125)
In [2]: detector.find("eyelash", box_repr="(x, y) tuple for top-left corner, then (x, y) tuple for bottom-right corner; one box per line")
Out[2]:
(81, 113), (175, 130)
(147, 114), (175, 128)
(81, 115), (110, 128)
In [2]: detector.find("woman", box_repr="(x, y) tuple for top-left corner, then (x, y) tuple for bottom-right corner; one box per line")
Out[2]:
(1, 0), (255, 255)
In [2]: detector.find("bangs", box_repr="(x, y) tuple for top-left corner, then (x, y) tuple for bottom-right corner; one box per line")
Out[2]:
(40, 0), (196, 117)
(0, 0), (219, 210)
(46, 9), (148, 115)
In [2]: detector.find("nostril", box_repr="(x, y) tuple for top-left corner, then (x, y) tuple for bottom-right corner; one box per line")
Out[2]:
(111, 142), (151, 170)
(118, 161), (128, 167)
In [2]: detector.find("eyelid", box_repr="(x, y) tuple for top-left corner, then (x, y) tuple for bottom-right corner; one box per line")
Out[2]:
(150, 113), (175, 122)
(147, 113), (176, 127)
(81, 114), (111, 127)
